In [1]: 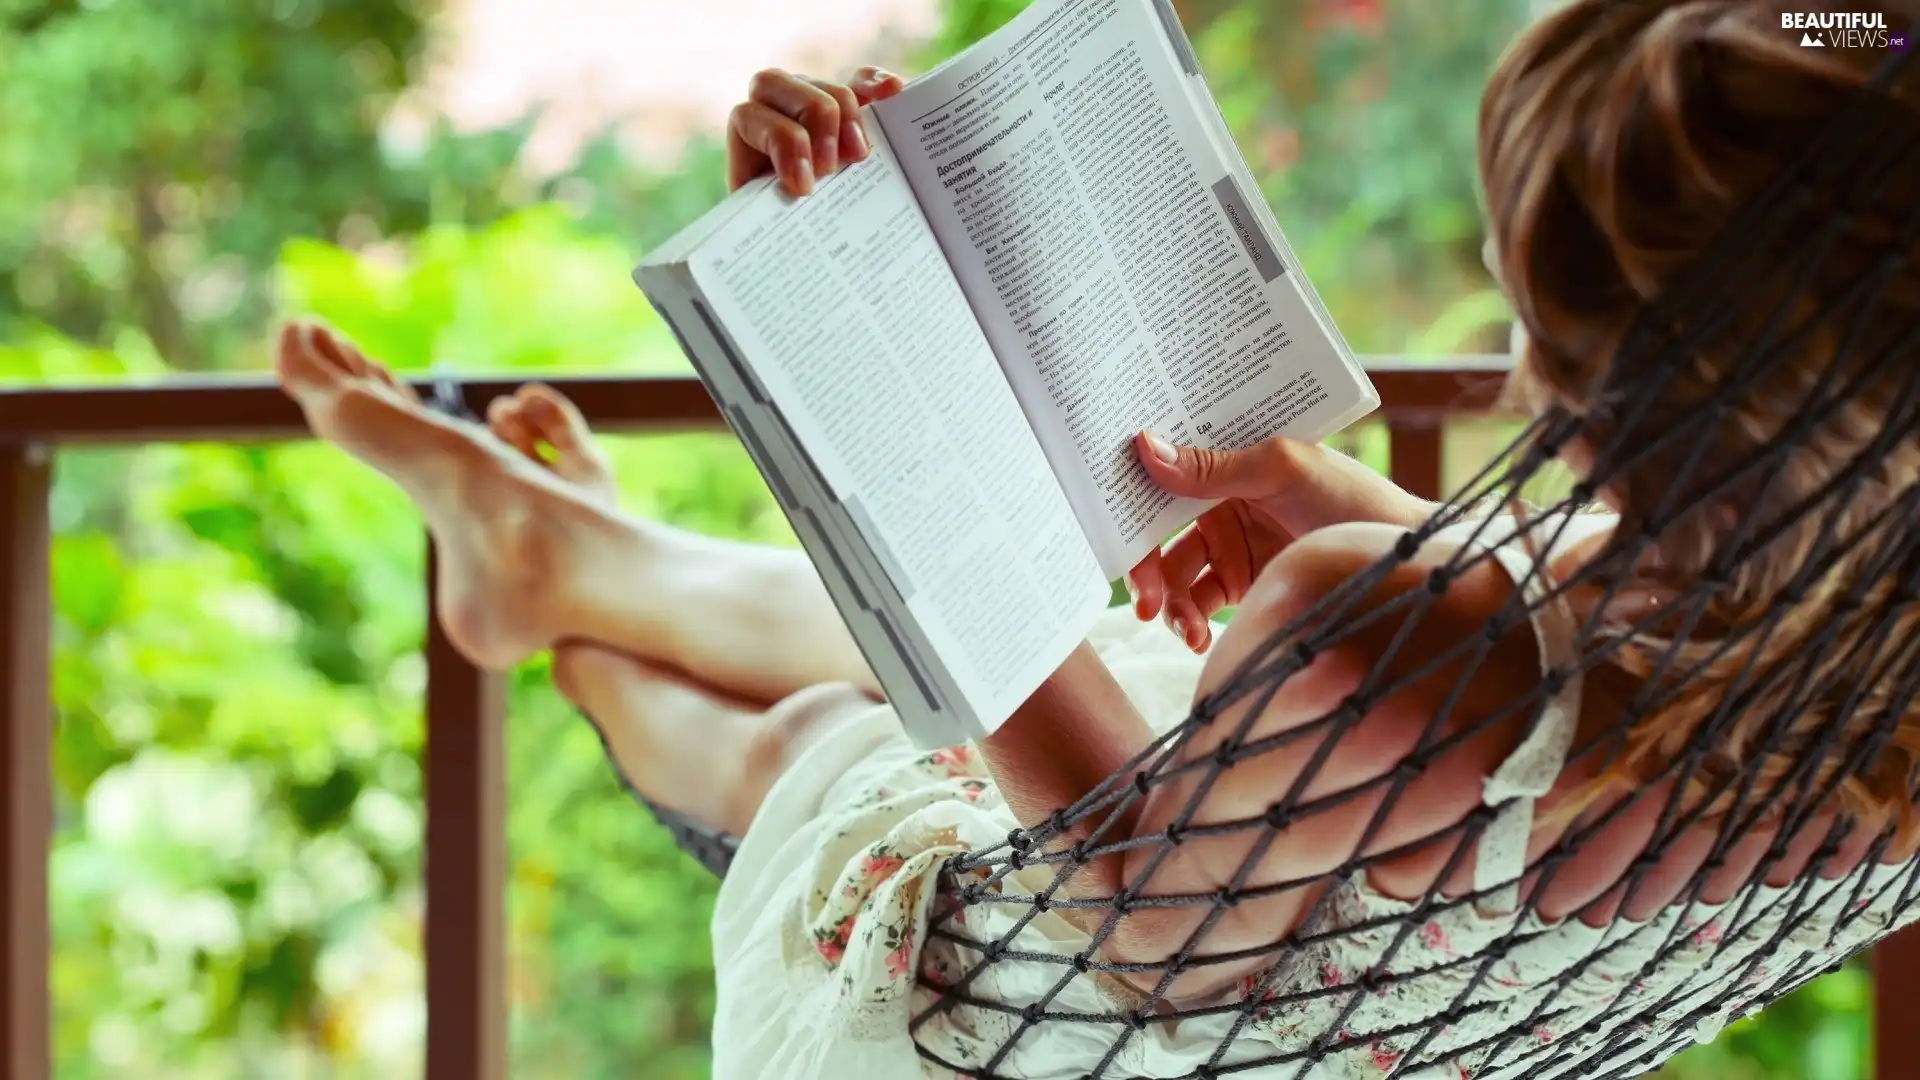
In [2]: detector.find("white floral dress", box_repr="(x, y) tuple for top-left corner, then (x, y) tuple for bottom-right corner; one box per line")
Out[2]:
(708, 515), (1920, 1079)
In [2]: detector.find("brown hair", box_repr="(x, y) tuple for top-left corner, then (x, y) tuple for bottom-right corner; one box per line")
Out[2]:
(1477, 0), (1920, 844)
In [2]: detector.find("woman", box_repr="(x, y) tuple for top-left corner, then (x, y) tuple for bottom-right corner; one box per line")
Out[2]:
(277, 0), (1920, 1076)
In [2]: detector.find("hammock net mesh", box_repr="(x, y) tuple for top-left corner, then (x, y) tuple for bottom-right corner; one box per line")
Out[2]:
(639, 45), (1919, 1080)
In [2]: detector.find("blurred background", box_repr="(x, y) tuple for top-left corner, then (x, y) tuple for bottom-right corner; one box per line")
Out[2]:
(0, 0), (1873, 1076)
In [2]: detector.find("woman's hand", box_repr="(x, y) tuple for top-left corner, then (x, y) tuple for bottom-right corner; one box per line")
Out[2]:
(1126, 431), (1438, 651)
(727, 66), (906, 196)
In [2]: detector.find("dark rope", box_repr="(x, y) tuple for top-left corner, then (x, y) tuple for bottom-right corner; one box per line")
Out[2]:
(523, 47), (1920, 1080)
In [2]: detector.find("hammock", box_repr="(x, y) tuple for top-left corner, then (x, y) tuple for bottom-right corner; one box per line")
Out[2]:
(514, 44), (1917, 1080)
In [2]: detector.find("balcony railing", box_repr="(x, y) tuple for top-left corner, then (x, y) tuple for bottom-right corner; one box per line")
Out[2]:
(0, 359), (1913, 1080)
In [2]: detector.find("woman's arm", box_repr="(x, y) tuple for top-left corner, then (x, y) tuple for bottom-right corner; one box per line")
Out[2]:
(980, 643), (1152, 900)
(978, 439), (1447, 915)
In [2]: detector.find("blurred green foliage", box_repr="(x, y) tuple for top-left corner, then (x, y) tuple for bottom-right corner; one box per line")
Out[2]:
(0, 0), (1875, 1076)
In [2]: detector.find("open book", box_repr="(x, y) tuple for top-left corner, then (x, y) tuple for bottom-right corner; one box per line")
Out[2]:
(636, 0), (1378, 749)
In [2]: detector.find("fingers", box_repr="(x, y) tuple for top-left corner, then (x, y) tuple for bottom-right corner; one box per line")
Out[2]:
(849, 65), (906, 104)
(803, 77), (870, 165)
(750, 68), (843, 178)
(1127, 548), (1167, 621)
(1136, 430), (1300, 501)
(1187, 570), (1232, 627)
(1154, 526), (1217, 651)
(727, 66), (902, 196)
(1128, 521), (1214, 621)
(728, 100), (815, 194)
(1165, 594), (1209, 653)
(1137, 513), (1255, 652)
(1192, 508), (1258, 606)
(1156, 525), (1213, 603)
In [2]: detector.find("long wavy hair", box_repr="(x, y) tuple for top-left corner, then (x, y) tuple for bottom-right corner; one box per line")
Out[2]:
(1478, 0), (1920, 846)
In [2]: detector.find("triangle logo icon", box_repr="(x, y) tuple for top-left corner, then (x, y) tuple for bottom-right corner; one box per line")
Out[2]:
(1801, 31), (1825, 46)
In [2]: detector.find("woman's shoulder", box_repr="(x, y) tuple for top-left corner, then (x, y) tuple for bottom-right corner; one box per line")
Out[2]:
(1251, 519), (1523, 619)
(1223, 518), (1546, 710)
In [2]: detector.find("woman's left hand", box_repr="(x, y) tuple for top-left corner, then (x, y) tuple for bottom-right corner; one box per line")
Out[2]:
(1126, 431), (1437, 652)
(726, 66), (905, 195)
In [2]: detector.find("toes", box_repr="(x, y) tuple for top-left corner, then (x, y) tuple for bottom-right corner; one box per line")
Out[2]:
(366, 359), (418, 403)
(519, 384), (593, 456)
(275, 321), (336, 390)
(306, 324), (362, 376)
(487, 396), (543, 462)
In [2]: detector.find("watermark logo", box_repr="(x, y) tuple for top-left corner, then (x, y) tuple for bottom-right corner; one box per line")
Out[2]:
(1783, 11), (1904, 48)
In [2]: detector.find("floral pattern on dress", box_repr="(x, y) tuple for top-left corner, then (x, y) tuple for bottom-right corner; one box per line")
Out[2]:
(769, 728), (1920, 1080)
(718, 602), (1920, 1080)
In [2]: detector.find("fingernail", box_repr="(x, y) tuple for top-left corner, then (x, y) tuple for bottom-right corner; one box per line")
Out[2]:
(1143, 431), (1179, 464)
(794, 156), (815, 195)
(843, 118), (869, 160)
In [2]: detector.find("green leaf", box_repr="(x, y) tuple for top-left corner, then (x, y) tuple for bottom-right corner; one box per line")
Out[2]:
(51, 531), (125, 635)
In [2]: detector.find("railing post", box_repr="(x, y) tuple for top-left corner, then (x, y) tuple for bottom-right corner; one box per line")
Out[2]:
(1, 445), (52, 1080)
(422, 539), (507, 1080)
(1387, 418), (1446, 502)
(1877, 926), (1919, 1080)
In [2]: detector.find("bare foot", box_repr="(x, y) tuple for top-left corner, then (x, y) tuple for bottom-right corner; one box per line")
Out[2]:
(275, 320), (607, 669)
(485, 383), (619, 506)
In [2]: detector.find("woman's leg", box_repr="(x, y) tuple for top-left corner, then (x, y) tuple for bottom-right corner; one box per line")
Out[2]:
(552, 642), (874, 834)
(274, 320), (879, 704)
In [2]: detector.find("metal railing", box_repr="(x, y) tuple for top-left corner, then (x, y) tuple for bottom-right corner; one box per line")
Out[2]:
(0, 359), (1911, 1079)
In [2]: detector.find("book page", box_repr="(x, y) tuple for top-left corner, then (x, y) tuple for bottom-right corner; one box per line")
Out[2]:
(644, 276), (958, 745)
(679, 114), (1111, 740)
(873, 0), (1377, 578)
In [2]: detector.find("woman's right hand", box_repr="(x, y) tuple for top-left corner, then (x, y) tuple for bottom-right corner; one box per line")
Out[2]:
(1126, 432), (1439, 651)
(727, 66), (906, 196)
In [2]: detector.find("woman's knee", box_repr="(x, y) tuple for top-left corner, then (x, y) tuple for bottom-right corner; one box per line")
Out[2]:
(551, 642), (629, 707)
(739, 683), (875, 791)
(760, 682), (874, 752)
(550, 644), (591, 703)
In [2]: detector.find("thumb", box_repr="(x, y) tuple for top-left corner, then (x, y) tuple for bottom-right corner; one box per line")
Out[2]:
(1134, 431), (1297, 500)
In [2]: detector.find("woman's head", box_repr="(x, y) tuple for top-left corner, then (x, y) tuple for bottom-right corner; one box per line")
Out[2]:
(1477, 0), (1920, 837)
